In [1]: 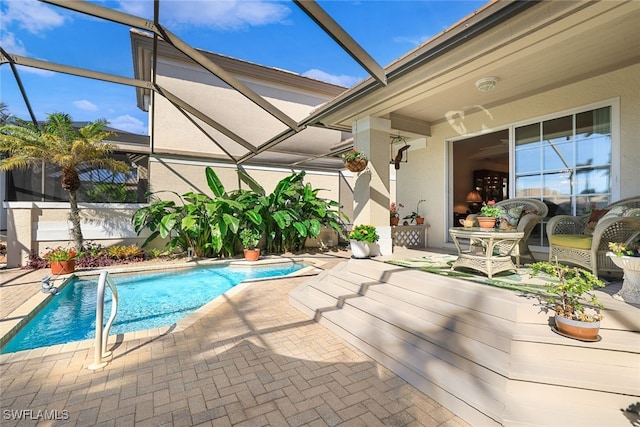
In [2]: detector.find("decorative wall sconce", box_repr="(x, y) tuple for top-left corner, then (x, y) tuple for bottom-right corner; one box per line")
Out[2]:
(390, 135), (409, 170)
(475, 76), (499, 92)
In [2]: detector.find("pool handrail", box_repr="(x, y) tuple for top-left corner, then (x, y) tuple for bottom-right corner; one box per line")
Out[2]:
(88, 271), (119, 370)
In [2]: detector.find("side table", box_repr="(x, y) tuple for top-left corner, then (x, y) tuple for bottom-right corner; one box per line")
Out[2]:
(449, 228), (524, 278)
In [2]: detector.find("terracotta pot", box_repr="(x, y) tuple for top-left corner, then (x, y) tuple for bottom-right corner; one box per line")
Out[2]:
(345, 158), (367, 172)
(50, 260), (76, 275)
(390, 217), (400, 226)
(477, 217), (497, 229)
(350, 240), (370, 258)
(415, 217), (425, 225)
(243, 248), (260, 261)
(554, 315), (600, 340)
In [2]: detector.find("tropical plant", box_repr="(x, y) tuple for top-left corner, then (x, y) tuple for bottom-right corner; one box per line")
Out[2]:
(237, 169), (348, 254)
(480, 200), (504, 217)
(0, 113), (131, 250)
(133, 167), (348, 257)
(531, 261), (605, 322)
(349, 224), (379, 243)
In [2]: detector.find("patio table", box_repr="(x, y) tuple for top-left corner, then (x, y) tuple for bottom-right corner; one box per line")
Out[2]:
(449, 227), (524, 278)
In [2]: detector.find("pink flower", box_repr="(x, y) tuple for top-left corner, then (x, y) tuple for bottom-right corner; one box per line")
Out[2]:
(487, 200), (496, 206)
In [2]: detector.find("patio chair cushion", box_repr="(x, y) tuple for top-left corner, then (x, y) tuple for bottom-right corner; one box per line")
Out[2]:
(549, 234), (593, 250)
(583, 208), (609, 235)
(499, 206), (524, 230)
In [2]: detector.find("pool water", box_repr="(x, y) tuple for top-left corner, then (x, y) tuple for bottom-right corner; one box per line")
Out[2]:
(1, 263), (304, 354)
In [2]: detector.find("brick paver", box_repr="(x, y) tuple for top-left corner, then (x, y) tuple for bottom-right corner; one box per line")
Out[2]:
(0, 253), (469, 426)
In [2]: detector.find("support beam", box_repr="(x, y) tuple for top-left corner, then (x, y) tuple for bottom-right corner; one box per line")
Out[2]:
(0, 53), (153, 90)
(294, 0), (386, 86)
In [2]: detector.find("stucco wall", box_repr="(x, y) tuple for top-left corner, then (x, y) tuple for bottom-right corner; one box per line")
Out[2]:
(4, 202), (152, 268)
(397, 63), (640, 251)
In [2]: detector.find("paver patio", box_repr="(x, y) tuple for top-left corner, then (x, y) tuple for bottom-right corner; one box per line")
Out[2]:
(0, 251), (469, 426)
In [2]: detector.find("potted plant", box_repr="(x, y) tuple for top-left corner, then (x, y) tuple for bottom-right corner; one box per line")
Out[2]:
(390, 202), (403, 226)
(477, 200), (504, 229)
(343, 149), (368, 173)
(239, 228), (261, 261)
(43, 246), (82, 274)
(607, 241), (640, 303)
(531, 261), (605, 341)
(403, 211), (424, 225)
(349, 224), (380, 258)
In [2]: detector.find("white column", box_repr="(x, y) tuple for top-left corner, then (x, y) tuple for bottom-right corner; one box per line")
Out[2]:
(352, 117), (393, 255)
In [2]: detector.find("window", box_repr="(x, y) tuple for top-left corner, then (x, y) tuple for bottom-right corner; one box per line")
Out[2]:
(514, 106), (612, 218)
(7, 153), (148, 203)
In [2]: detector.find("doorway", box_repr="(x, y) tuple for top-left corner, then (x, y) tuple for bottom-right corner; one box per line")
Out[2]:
(451, 129), (509, 227)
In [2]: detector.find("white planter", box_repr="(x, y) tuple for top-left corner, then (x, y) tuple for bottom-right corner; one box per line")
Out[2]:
(607, 253), (640, 304)
(350, 240), (370, 258)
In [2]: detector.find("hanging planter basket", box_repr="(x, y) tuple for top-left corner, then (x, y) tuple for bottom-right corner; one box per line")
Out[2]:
(344, 158), (368, 172)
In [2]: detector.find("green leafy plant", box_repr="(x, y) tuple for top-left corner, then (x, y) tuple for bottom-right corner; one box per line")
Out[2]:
(480, 201), (504, 217)
(239, 228), (261, 250)
(42, 246), (82, 262)
(343, 149), (367, 162)
(349, 224), (379, 243)
(531, 261), (605, 322)
(608, 241), (640, 257)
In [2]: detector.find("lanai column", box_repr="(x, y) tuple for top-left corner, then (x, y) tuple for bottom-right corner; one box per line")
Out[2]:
(352, 116), (392, 255)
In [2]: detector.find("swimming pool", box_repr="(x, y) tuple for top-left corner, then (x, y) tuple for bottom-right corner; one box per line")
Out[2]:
(1, 263), (305, 354)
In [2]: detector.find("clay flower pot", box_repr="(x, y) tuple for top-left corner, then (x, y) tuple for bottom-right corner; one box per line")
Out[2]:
(243, 248), (260, 262)
(50, 260), (76, 275)
(477, 217), (497, 229)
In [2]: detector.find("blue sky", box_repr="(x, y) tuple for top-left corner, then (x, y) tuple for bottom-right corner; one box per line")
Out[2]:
(1, 0), (485, 135)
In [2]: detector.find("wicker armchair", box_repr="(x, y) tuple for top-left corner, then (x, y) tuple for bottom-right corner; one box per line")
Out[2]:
(547, 196), (640, 276)
(466, 198), (548, 265)
(495, 198), (548, 264)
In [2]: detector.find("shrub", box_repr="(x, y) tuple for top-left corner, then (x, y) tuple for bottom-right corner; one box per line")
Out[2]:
(107, 245), (144, 260)
(349, 224), (379, 243)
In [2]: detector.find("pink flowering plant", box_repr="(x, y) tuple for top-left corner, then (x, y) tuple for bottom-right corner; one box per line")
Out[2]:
(390, 202), (404, 219)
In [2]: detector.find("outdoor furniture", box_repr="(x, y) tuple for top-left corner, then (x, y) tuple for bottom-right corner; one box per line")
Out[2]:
(547, 196), (640, 276)
(495, 198), (548, 263)
(465, 198), (548, 264)
(449, 227), (524, 278)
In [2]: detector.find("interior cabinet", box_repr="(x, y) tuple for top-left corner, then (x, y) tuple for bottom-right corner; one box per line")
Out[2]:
(473, 169), (508, 202)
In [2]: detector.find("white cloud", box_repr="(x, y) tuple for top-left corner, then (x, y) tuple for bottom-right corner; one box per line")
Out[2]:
(73, 100), (99, 112)
(302, 69), (361, 88)
(109, 114), (147, 135)
(117, 0), (290, 29)
(0, 32), (27, 55)
(2, 0), (67, 34)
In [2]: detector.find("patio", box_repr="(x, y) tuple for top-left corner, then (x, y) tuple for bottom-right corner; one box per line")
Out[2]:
(0, 250), (470, 426)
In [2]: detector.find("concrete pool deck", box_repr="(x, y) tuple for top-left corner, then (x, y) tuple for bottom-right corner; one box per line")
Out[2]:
(0, 250), (469, 426)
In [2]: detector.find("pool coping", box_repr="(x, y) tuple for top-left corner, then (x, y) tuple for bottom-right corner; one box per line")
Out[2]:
(0, 256), (326, 362)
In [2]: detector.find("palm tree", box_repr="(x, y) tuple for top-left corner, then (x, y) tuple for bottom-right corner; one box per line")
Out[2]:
(0, 112), (131, 250)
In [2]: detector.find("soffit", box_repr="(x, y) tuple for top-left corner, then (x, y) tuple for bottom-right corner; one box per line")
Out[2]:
(310, 1), (640, 132)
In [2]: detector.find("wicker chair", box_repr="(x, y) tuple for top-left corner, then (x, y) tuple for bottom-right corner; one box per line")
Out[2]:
(495, 198), (548, 264)
(466, 198), (548, 265)
(546, 196), (640, 277)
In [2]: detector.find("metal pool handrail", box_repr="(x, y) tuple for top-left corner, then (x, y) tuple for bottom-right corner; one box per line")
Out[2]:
(88, 271), (119, 370)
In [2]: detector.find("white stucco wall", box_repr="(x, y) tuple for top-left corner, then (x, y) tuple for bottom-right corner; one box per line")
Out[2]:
(397, 63), (640, 251)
